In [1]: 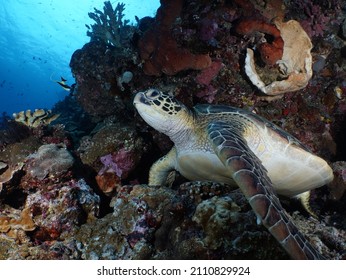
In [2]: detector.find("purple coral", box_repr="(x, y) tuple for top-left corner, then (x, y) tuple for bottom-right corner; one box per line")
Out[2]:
(196, 60), (224, 86)
(99, 147), (135, 179)
(289, 1), (340, 37)
(199, 18), (219, 44)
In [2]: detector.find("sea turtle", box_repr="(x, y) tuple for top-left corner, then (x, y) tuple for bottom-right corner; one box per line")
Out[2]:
(133, 89), (334, 259)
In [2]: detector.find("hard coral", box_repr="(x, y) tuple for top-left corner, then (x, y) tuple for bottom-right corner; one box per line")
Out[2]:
(199, 18), (219, 45)
(287, 1), (338, 38)
(99, 148), (136, 178)
(0, 207), (35, 240)
(86, 1), (132, 48)
(138, 0), (211, 76)
(0, 163), (24, 193)
(0, 117), (31, 149)
(196, 60), (224, 86)
(13, 109), (60, 128)
(78, 120), (144, 170)
(328, 161), (346, 201)
(26, 144), (74, 180)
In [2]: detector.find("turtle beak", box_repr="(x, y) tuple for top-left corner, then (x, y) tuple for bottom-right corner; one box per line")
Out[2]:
(133, 91), (150, 107)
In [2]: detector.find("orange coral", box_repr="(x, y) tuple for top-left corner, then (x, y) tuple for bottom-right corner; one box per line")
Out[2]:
(0, 207), (36, 239)
(236, 19), (284, 66)
(95, 170), (121, 195)
(138, 0), (211, 76)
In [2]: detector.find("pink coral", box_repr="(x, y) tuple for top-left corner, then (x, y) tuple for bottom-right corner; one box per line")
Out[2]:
(293, 2), (332, 37)
(199, 18), (219, 43)
(96, 148), (137, 195)
(99, 147), (135, 178)
(196, 60), (224, 86)
(196, 85), (218, 103)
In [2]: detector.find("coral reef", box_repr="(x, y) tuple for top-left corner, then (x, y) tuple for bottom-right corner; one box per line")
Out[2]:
(24, 179), (100, 242)
(95, 147), (139, 195)
(329, 161), (346, 200)
(192, 196), (241, 249)
(0, 116), (31, 149)
(77, 118), (145, 169)
(0, 0), (345, 260)
(72, 183), (346, 260)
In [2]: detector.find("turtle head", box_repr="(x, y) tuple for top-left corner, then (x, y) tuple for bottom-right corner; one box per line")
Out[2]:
(133, 89), (192, 137)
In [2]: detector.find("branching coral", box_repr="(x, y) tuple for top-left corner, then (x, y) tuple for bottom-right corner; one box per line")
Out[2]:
(86, 1), (131, 48)
(13, 109), (60, 128)
(137, 0), (211, 76)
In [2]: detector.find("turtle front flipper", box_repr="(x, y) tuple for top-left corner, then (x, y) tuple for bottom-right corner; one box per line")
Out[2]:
(149, 147), (177, 186)
(207, 121), (324, 260)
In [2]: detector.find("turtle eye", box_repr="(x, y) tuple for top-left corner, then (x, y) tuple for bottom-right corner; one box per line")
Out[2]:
(145, 89), (160, 100)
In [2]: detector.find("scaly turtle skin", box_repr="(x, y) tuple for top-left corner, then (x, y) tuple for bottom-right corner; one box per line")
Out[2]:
(133, 89), (334, 259)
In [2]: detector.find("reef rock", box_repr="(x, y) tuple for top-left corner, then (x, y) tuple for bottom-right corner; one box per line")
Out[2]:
(192, 196), (241, 249)
(328, 161), (346, 200)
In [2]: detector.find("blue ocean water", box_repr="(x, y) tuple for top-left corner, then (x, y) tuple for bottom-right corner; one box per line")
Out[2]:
(0, 0), (159, 116)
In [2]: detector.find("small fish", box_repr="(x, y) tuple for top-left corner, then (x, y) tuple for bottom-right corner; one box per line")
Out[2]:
(57, 80), (72, 91)
(50, 74), (76, 94)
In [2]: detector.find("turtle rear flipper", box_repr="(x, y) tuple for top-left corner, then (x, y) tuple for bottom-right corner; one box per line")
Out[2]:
(207, 121), (324, 260)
